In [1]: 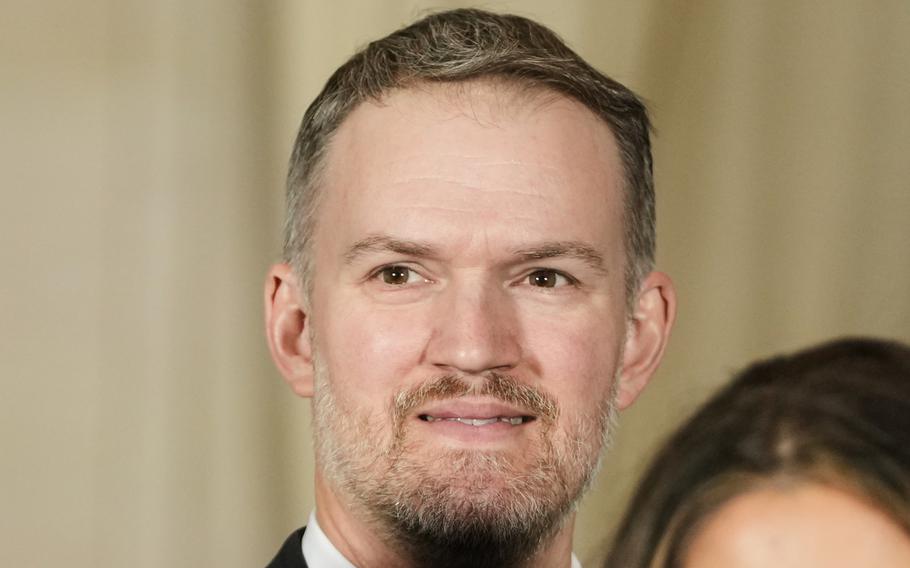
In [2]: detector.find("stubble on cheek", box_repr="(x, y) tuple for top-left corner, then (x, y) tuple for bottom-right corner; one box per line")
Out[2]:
(313, 366), (566, 501)
(313, 346), (621, 558)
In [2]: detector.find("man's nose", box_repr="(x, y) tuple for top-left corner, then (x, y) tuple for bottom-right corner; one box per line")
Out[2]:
(425, 280), (522, 375)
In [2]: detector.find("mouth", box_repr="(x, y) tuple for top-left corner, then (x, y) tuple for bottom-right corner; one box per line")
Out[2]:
(418, 414), (535, 426)
(410, 399), (539, 445)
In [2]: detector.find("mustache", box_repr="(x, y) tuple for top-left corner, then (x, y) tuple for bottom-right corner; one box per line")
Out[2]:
(391, 372), (560, 425)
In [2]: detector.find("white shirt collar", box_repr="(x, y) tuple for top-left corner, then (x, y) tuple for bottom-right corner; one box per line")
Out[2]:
(302, 510), (583, 568)
(302, 511), (357, 568)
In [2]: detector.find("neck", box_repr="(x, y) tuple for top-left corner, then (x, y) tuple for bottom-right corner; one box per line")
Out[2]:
(314, 470), (578, 568)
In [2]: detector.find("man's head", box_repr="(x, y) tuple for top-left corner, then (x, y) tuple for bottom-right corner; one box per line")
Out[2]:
(283, 8), (656, 304)
(266, 9), (675, 568)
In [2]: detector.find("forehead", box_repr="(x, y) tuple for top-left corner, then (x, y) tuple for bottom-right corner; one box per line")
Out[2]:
(327, 80), (621, 181)
(685, 484), (910, 567)
(316, 81), (625, 252)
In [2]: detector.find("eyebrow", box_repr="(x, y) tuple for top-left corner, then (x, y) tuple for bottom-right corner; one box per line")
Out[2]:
(345, 235), (608, 274)
(513, 241), (609, 275)
(343, 235), (438, 264)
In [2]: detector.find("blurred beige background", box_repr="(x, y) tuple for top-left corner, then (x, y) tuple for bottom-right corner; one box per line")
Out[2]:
(2, 1), (908, 566)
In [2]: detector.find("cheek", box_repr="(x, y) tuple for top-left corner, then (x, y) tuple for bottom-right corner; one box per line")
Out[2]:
(315, 300), (431, 402)
(521, 308), (625, 401)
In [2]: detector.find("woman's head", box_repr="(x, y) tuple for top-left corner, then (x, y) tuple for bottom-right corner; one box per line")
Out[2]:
(606, 338), (910, 567)
(679, 481), (910, 567)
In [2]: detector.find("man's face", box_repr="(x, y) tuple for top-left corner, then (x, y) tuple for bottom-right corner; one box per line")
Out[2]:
(303, 83), (636, 558)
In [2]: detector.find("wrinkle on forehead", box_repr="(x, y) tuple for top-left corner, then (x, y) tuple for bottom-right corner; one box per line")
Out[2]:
(386, 178), (554, 205)
(373, 153), (609, 221)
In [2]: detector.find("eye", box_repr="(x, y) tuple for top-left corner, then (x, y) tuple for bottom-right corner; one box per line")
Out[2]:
(527, 269), (572, 288)
(378, 265), (420, 285)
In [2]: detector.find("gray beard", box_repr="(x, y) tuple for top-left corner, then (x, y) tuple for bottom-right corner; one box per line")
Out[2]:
(312, 355), (619, 568)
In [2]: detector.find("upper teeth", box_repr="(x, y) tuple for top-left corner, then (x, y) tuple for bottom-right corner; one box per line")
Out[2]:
(423, 416), (525, 426)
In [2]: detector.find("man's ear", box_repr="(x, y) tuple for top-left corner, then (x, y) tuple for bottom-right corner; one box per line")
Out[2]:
(616, 271), (677, 410)
(264, 263), (314, 398)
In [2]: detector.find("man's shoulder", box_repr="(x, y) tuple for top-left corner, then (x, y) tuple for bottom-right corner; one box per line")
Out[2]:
(266, 527), (307, 568)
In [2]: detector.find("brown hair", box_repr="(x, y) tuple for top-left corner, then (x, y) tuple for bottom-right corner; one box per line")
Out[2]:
(605, 337), (910, 567)
(282, 8), (655, 301)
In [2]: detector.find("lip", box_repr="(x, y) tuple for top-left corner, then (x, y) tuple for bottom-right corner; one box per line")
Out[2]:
(411, 397), (537, 445)
(415, 397), (535, 421)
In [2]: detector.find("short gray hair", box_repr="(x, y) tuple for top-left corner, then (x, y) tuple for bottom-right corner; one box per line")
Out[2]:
(284, 8), (655, 301)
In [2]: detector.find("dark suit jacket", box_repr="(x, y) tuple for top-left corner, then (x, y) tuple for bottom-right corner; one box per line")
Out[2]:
(266, 527), (308, 568)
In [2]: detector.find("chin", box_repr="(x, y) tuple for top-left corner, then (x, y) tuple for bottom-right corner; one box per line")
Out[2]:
(376, 449), (575, 568)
